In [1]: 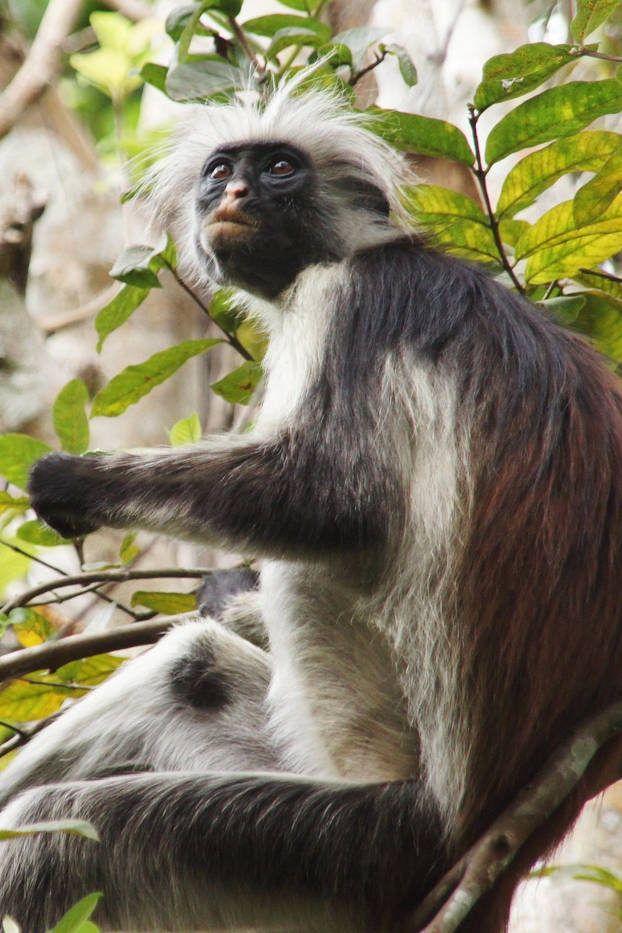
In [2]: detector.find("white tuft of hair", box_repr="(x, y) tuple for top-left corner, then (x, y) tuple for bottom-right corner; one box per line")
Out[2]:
(144, 70), (412, 284)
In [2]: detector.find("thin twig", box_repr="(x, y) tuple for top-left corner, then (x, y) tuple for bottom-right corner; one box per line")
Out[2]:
(163, 262), (253, 362)
(0, 713), (62, 758)
(2, 567), (211, 613)
(349, 50), (389, 88)
(467, 106), (525, 295)
(228, 15), (264, 75)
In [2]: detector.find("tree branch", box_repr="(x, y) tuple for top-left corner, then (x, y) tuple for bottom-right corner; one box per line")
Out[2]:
(0, 615), (190, 683)
(405, 699), (622, 932)
(0, 0), (84, 141)
(2, 567), (211, 613)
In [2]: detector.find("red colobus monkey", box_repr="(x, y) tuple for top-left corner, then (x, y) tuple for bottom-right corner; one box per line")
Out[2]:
(0, 77), (621, 933)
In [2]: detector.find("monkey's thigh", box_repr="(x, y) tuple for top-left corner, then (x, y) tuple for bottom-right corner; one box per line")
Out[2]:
(0, 616), (280, 805)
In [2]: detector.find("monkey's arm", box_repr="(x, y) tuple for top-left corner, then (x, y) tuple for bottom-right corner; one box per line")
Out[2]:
(0, 771), (441, 932)
(28, 431), (389, 555)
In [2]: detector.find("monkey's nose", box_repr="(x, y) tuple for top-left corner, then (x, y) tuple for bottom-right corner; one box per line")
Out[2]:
(224, 181), (249, 200)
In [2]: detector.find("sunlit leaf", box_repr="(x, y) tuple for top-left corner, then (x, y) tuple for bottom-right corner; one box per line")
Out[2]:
(90, 339), (221, 417)
(516, 193), (622, 259)
(474, 43), (578, 111)
(497, 130), (622, 218)
(53, 379), (89, 455)
(119, 531), (139, 565)
(0, 678), (84, 721)
(241, 13), (329, 39)
(53, 654), (125, 687)
(130, 591), (196, 612)
(10, 607), (55, 647)
(370, 109), (474, 165)
(210, 360), (263, 404)
(0, 435), (52, 490)
(573, 148), (622, 225)
(169, 413), (202, 446)
(485, 80), (622, 165)
(0, 491), (29, 515)
(48, 891), (102, 933)
(570, 0), (620, 42)
(0, 821), (99, 842)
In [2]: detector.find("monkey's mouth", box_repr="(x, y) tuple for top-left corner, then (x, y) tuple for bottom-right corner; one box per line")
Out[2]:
(206, 207), (258, 241)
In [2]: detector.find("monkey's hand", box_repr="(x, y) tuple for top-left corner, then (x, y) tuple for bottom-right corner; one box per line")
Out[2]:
(28, 453), (104, 539)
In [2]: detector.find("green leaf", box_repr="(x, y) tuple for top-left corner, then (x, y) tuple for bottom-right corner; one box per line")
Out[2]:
(0, 539), (31, 599)
(571, 0), (620, 42)
(572, 293), (622, 362)
(0, 678), (85, 721)
(140, 62), (168, 93)
(382, 43), (418, 87)
(473, 43), (578, 111)
(332, 27), (387, 70)
(208, 288), (244, 332)
(498, 219), (530, 247)
(165, 58), (242, 101)
(90, 339), (221, 418)
(266, 26), (328, 56)
(0, 434), (52, 490)
(119, 531), (139, 565)
(54, 654), (125, 687)
(573, 148), (622, 225)
(369, 108), (474, 165)
(518, 195), (622, 283)
(53, 379), (90, 454)
(404, 185), (499, 262)
(538, 294), (587, 325)
(3, 917), (19, 933)
(497, 130), (622, 218)
(0, 491), (29, 514)
(0, 822), (99, 843)
(270, 0), (323, 10)
(10, 607), (55, 646)
(241, 14), (329, 40)
(574, 269), (622, 302)
(47, 892), (102, 933)
(95, 284), (150, 353)
(109, 238), (175, 289)
(16, 520), (69, 548)
(169, 412), (202, 446)
(210, 360), (263, 404)
(485, 80), (622, 165)
(130, 591), (196, 612)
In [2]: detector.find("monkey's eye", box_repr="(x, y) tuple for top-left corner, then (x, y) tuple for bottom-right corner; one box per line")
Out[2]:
(207, 162), (233, 181)
(267, 158), (295, 177)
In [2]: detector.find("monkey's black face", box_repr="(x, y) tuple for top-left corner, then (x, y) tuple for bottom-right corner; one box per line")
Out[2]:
(195, 142), (338, 298)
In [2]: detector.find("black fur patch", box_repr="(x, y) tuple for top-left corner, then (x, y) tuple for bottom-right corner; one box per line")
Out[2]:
(169, 643), (230, 710)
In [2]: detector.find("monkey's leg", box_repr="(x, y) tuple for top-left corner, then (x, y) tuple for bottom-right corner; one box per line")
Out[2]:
(0, 618), (279, 807)
(0, 766), (442, 933)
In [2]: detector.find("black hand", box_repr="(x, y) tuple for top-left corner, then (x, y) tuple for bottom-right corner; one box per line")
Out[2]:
(28, 453), (103, 539)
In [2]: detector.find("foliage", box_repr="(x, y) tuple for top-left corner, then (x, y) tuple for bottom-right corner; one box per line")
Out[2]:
(0, 0), (620, 924)
(0, 0), (620, 717)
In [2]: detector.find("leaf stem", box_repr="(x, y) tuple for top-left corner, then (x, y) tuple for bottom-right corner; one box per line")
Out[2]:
(163, 261), (253, 361)
(467, 105), (525, 295)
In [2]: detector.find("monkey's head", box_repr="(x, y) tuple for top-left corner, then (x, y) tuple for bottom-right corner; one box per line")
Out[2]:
(148, 74), (410, 300)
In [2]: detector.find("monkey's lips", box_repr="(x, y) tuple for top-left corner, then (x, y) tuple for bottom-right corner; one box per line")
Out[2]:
(205, 208), (258, 244)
